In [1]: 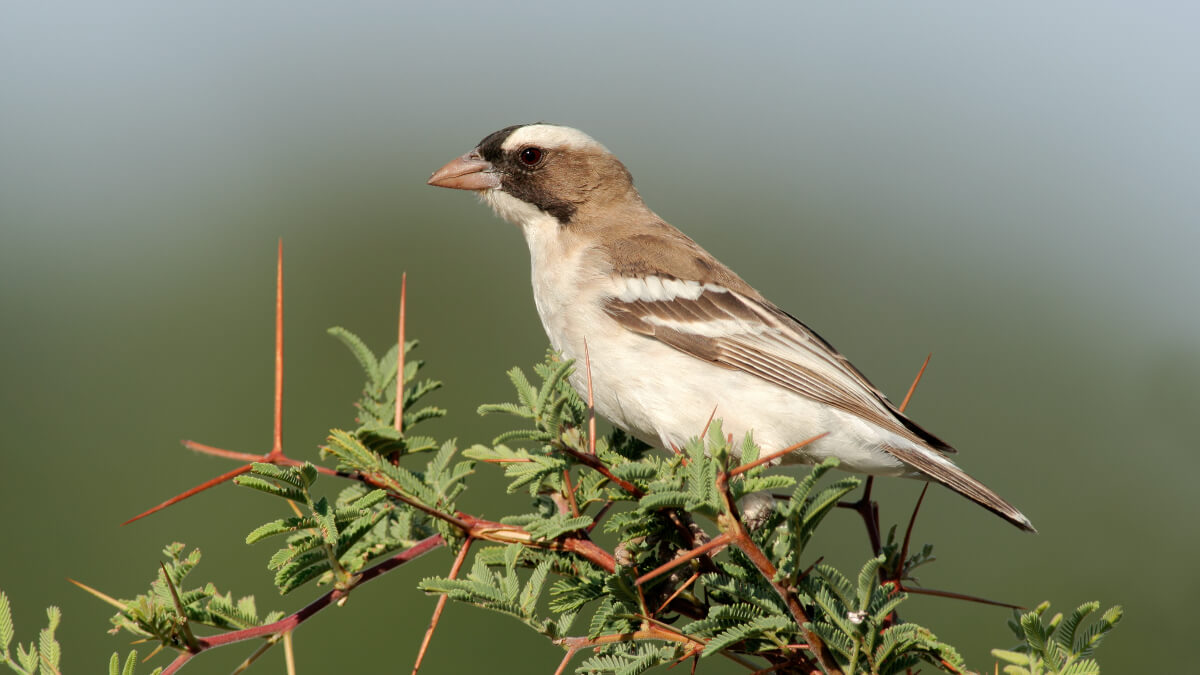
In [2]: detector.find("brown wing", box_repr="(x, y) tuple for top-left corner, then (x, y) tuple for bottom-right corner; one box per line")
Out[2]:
(602, 282), (956, 455)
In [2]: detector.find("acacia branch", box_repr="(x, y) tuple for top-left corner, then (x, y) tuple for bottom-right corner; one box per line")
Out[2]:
(457, 514), (615, 573)
(715, 471), (842, 675)
(159, 535), (445, 674)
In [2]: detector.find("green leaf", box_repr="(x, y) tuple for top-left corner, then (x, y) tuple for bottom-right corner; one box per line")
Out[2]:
(1056, 601), (1098, 652)
(327, 326), (380, 384)
(37, 606), (61, 674)
(534, 358), (573, 415)
(233, 475), (307, 504)
(1075, 604), (1122, 657)
(992, 648), (1032, 666)
(17, 640), (37, 672)
(855, 555), (886, 614)
(701, 615), (794, 656)
(0, 590), (13, 658)
(519, 562), (551, 615)
(507, 367), (537, 410)
(1021, 607), (1050, 652)
(524, 515), (593, 541)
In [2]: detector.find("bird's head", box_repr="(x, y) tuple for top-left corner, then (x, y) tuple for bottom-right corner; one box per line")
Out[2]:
(428, 123), (641, 229)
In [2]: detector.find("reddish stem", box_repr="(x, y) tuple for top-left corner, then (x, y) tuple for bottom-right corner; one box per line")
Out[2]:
(730, 432), (828, 477)
(553, 647), (580, 675)
(654, 571), (701, 616)
(562, 468), (581, 518)
(699, 405), (719, 439)
(122, 464), (254, 525)
(898, 353), (932, 414)
(270, 239), (284, 459)
(635, 533), (731, 587)
(179, 440), (263, 463)
(555, 443), (643, 497)
(456, 514), (615, 573)
(411, 537), (471, 675)
(123, 443), (342, 525)
(396, 272), (407, 433)
(583, 339), (596, 455)
(715, 471), (842, 675)
(159, 535), (445, 674)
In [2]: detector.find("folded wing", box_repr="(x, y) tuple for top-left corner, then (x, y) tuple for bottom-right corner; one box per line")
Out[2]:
(601, 276), (956, 455)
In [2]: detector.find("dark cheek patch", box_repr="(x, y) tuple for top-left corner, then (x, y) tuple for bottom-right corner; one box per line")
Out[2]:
(501, 173), (577, 224)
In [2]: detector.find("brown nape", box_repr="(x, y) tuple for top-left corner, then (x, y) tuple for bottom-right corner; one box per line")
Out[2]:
(550, 150), (641, 220)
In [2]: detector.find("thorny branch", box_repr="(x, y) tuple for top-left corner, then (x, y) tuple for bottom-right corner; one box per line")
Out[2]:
(111, 245), (1008, 675)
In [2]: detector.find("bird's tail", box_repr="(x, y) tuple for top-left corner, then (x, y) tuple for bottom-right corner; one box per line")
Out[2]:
(885, 444), (1036, 533)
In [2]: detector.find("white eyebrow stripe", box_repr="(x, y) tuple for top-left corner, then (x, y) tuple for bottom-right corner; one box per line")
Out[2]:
(501, 124), (607, 152)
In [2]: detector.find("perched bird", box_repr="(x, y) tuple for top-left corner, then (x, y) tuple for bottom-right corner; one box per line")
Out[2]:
(428, 123), (1034, 532)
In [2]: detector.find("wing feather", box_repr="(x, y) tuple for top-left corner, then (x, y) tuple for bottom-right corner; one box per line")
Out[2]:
(603, 281), (956, 454)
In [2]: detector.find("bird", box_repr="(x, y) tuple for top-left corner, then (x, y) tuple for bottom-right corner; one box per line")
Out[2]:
(427, 123), (1035, 532)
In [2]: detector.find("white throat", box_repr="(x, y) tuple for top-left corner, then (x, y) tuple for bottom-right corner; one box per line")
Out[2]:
(479, 188), (599, 355)
(480, 188), (552, 231)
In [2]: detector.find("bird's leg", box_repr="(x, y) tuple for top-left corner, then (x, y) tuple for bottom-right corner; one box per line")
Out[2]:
(837, 476), (882, 556)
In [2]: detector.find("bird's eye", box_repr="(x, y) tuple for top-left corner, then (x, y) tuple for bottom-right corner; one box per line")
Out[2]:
(518, 147), (543, 166)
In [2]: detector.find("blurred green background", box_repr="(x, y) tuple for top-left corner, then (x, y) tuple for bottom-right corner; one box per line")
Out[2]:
(2, 2), (1196, 673)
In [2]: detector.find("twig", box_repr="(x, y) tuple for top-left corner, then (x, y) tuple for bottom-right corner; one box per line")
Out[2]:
(562, 469), (581, 518)
(158, 562), (199, 653)
(654, 571), (701, 616)
(584, 502), (613, 533)
(122, 464), (255, 525)
(635, 533), (731, 587)
(553, 442), (643, 497)
(837, 477), (881, 556)
(162, 653), (190, 674)
(730, 433), (828, 477)
(124, 242), (316, 525)
(898, 353), (932, 414)
(283, 631), (296, 675)
(885, 484), (1022, 609)
(898, 585), (1022, 610)
(700, 405), (719, 440)
(411, 538), (472, 675)
(396, 272), (407, 433)
(176, 441), (267, 463)
(457, 514), (615, 573)
(229, 636), (281, 674)
(898, 483), (929, 583)
(270, 239), (284, 460)
(584, 339), (596, 455)
(66, 578), (129, 612)
(715, 471), (842, 675)
(836, 353), (933, 556)
(552, 647), (580, 675)
(555, 625), (706, 652)
(159, 535), (446, 674)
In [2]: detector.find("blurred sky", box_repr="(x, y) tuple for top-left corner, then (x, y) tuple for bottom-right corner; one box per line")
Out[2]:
(2, 2), (1197, 673)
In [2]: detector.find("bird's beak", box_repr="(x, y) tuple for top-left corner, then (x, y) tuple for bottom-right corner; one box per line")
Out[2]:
(427, 150), (501, 191)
